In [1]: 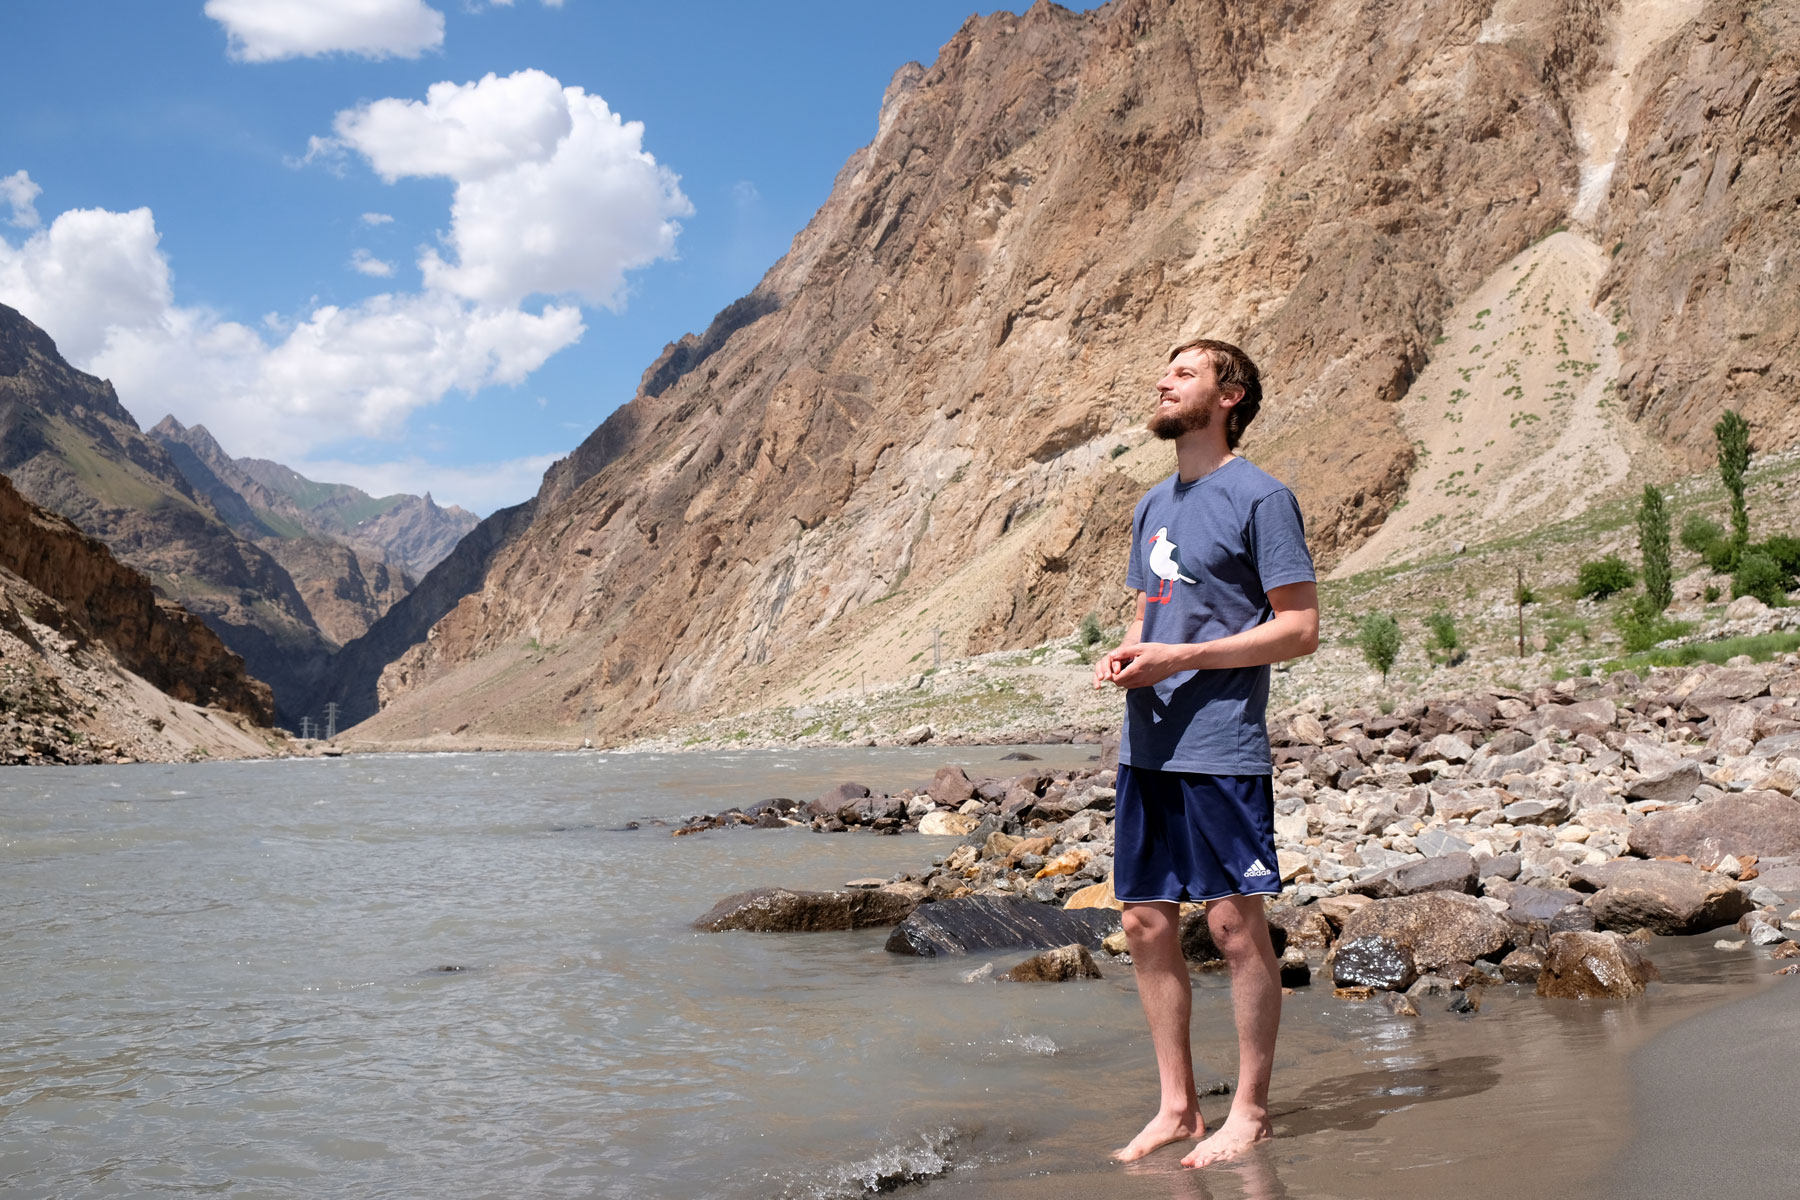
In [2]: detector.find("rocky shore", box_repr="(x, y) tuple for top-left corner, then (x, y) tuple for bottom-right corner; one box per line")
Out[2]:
(691, 656), (1800, 1002)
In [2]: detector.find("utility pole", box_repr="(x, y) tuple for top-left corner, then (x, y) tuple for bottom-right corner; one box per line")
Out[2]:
(1516, 566), (1526, 658)
(299, 716), (313, 740)
(324, 702), (339, 740)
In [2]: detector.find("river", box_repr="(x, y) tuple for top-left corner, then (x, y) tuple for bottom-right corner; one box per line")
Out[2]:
(0, 749), (1786, 1198)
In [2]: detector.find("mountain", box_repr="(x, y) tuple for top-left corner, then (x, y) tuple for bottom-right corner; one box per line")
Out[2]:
(343, 0), (1800, 748)
(0, 472), (280, 764)
(0, 303), (331, 724)
(148, 417), (420, 644)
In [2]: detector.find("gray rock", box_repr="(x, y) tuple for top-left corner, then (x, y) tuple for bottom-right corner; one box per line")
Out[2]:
(1503, 796), (1573, 826)
(1479, 853), (1523, 881)
(1587, 860), (1756, 935)
(928, 766), (976, 807)
(1487, 881), (1585, 922)
(884, 896), (1121, 957)
(1406, 974), (1454, 998)
(1628, 790), (1800, 861)
(1352, 852), (1479, 899)
(1625, 761), (1703, 806)
(1536, 931), (1660, 999)
(1003, 943), (1104, 982)
(1332, 936), (1419, 992)
(694, 887), (918, 932)
(1416, 828), (1475, 858)
(809, 781), (872, 820)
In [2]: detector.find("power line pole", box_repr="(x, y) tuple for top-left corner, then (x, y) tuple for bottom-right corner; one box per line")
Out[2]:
(299, 716), (312, 740)
(324, 702), (339, 740)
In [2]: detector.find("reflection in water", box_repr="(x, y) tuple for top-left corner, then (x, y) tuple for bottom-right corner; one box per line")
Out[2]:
(1270, 1055), (1502, 1137)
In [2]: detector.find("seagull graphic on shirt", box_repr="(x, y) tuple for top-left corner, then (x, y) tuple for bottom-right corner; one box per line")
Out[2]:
(1147, 526), (1199, 604)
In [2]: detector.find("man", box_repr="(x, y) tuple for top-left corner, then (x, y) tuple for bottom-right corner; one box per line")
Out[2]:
(1093, 338), (1319, 1168)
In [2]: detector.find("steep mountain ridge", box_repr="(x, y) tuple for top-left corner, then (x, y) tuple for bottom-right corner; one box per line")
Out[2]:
(0, 303), (330, 723)
(352, 0), (1799, 748)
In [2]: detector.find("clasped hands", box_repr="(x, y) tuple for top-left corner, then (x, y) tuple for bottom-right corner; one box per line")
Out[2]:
(1092, 641), (1190, 690)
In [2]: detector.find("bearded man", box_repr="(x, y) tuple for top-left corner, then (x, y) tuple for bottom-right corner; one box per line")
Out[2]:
(1095, 338), (1319, 1168)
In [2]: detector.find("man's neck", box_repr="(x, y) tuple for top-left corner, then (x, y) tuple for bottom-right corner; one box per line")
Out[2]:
(1174, 431), (1235, 483)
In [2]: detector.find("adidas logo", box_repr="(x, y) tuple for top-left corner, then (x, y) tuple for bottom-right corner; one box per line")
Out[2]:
(1243, 859), (1274, 878)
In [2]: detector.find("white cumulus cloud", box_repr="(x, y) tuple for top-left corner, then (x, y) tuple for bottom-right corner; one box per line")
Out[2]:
(2, 170), (41, 229)
(349, 248), (395, 277)
(205, 0), (445, 62)
(0, 205), (583, 462)
(360, 211), (395, 226)
(330, 69), (691, 307)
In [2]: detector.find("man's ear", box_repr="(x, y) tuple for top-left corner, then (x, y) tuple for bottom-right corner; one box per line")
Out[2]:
(1218, 386), (1245, 410)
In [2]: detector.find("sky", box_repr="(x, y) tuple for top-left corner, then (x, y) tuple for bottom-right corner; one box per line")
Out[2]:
(1, 0), (1105, 515)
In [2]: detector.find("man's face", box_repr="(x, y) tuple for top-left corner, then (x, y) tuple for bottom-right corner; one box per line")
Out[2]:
(1149, 348), (1233, 440)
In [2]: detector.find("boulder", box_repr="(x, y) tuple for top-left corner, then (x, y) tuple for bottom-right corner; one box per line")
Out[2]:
(808, 781), (871, 820)
(1267, 904), (1334, 950)
(928, 766), (976, 807)
(694, 887), (918, 932)
(1352, 852), (1479, 899)
(918, 811), (981, 837)
(1064, 877), (1123, 911)
(885, 896), (1122, 956)
(1331, 937), (1419, 992)
(1003, 943), (1104, 982)
(1536, 931), (1660, 999)
(1627, 791), (1800, 861)
(1586, 860), (1755, 935)
(1485, 881), (1586, 922)
(1625, 761), (1703, 806)
(1316, 893), (1372, 930)
(1337, 892), (1513, 971)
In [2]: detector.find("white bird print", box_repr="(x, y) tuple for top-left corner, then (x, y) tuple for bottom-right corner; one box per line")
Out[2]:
(1147, 526), (1198, 604)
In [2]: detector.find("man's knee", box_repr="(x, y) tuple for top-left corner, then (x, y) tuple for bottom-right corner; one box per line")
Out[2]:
(1207, 899), (1271, 959)
(1122, 902), (1176, 941)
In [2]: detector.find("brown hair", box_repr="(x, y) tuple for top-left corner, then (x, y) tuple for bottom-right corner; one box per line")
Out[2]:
(1169, 338), (1261, 449)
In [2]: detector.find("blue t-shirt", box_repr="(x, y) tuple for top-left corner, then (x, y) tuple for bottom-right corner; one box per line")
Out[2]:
(1121, 457), (1316, 775)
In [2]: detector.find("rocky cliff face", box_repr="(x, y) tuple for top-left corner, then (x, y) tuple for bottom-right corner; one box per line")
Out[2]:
(0, 472), (278, 763)
(345, 0), (1800, 746)
(0, 303), (331, 723)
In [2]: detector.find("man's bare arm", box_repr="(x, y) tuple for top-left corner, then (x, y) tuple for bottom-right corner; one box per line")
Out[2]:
(1097, 581), (1320, 690)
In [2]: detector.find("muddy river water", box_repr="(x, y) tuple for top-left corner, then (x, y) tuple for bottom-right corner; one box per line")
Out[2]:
(1, 749), (1789, 1198)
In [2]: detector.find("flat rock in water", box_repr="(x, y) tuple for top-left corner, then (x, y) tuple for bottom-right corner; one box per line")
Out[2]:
(694, 887), (918, 933)
(1003, 943), (1103, 982)
(1536, 931), (1659, 999)
(1337, 891), (1512, 971)
(1586, 860), (1754, 936)
(1352, 851), (1479, 899)
(884, 896), (1122, 956)
(1331, 936), (1419, 992)
(1628, 790), (1800, 861)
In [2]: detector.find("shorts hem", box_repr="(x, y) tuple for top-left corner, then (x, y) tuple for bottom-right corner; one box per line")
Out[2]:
(1117, 759), (1274, 777)
(1116, 886), (1282, 905)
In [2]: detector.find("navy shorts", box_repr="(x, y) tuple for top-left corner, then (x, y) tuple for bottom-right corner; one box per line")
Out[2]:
(1113, 764), (1280, 904)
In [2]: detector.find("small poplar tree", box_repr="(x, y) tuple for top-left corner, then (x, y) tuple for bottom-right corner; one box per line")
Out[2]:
(1637, 483), (1672, 613)
(1358, 612), (1401, 681)
(1714, 409), (1751, 553)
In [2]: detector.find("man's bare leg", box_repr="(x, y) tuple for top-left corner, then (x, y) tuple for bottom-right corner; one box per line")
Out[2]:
(1182, 894), (1280, 1168)
(1113, 900), (1204, 1161)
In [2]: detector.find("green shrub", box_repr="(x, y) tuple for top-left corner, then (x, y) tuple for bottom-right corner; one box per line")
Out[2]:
(1616, 598), (1693, 653)
(1078, 612), (1103, 647)
(1576, 555), (1635, 600)
(1679, 513), (1724, 554)
(1109, 444), (1129, 459)
(1702, 538), (1739, 573)
(1732, 550), (1789, 607)
(1704, 584), (1721, 602)
(1757, 534), (1800, 578)
(1358, 613), (1402, 680)
(1425, 610), (1463, 665)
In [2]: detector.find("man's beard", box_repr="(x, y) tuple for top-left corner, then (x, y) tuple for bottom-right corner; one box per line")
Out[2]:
(1148, 399), (1212, 440)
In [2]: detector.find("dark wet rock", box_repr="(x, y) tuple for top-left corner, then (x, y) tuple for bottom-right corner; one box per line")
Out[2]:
(1586, 860), (1755, 935)
(754, 810), (787, 829)
(1003, 943), (1103, 982)
(1625, 761), (1703, 806)
(1352, 852), (1478, 899)
(1179, 908), (1289, 963)
(1447, 989), (1482, 1014)
(1407, 974), (1454, 997)
(1536, 931), (1660, 999)
(1500, 946), (1545, 985)
(928, 766), (975, 808)
(884, 896), (1121, 957)
(1628, 791), (1800, 861)
(1000, 751), (1041, 761)
(1337, 891), (1513, 971)
(694, 887), (918, 933)
(1381, 991), (1420, 1016)
(1331, 936), (1419, 992)
(1278, 950), (1312, 988)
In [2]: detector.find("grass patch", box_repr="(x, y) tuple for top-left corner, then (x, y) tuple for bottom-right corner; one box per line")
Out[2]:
(1603, 631), (1800, 673)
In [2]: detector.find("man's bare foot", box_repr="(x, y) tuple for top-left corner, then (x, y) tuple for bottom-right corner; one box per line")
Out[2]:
(1180, 1112), (1271, 1168)
(1112, 1109), (1204, 1162)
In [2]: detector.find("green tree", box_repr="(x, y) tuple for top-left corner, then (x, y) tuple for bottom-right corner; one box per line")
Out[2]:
(1078, 612), (1103, 647)
(1714, 409), (1752, 552)
(1358, 612), (1401, 681)
(1679, 513), (1723, 554)
(1733, 550), (1789, 607)
(1426, 609), (1462, 666)
(1576, 555), (1635, 600)
(1637, 485), (1672, 613)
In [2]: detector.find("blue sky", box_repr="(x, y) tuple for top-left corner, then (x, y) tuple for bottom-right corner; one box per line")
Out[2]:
(0, 1), (1103, 513)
